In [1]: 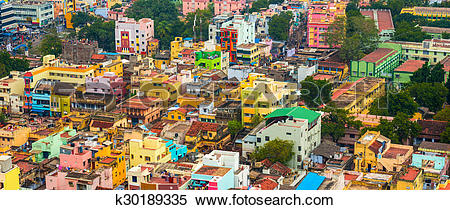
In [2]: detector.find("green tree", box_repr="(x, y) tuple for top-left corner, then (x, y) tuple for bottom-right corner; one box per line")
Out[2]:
(409, 82), (448, 112)
(300, 76), (332, 108)
(249, 0), (269, 13)
(251, 114), (263, 128)
(250, 138), (294, 165)
(369, 91), (418, 117)
(0, 112), (7, 123)
(0, 51), (29, 76)
(78, 20), (116, 52)
(325, 15), (379, 62)
(182, 6), (214, 41)
(442, 32), (450, 39)
(434, 107), (450, 122)
(393, 21), (431, 42)
(441, 126), (450, 144)
(71, 12), (101, 28)
(411, 63), (431, 83)
(268, 11), (292, 41)
(363, 112), (421, 144)
(110, 3), (122, 10)
(228, 120), (243, 139)
(430, 63), (445, 83)
(322, 108), (362, 142)
(126, 0), (180, 23)
(446, 73), (450, 103)
(39, 33), (62, 57)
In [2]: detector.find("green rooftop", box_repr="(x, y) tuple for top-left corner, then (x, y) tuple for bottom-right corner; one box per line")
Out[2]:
(264, 107), (321, 123)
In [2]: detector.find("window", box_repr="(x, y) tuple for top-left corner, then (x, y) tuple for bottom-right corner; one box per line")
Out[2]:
(265, 136), (270, 141)
(69, 182), (74, 187)
(257, 137), (261, 143)
(132, 176), (137, 182)
(298, 146), (302, 151)
(131, 155), (134, 159)
(145, 156), (150, 161)
(286, 132), (291, 135)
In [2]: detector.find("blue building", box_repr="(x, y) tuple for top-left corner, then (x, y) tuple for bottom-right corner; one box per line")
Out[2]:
(296, 172), (325, 190)
(31, 80), (52, 116)
(162, 139), (187, 162)
(188, 165), (234, 190)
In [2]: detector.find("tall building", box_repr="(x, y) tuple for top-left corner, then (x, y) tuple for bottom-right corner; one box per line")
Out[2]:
(0, 1), (54, 30)
(213, 0), (245, 15)
(307, 2), (346, 48)
(115, 17), (154, 55)
(182, 0), (210, 16)
(219, 15), (256, 64)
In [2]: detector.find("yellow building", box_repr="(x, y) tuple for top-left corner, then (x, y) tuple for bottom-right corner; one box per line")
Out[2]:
(170, 37), (205, 61)
(241, 75), (297, 128)
(129, 136), (172, 167)
(237, 43), (260, 66)
(59, 112), (91, 130)
(28, 56), (123, 89)
(0, 71), (24, 113)
(164, 107), (189, 122)
(240, 73), (266, 89)
(51, 82), (74, 117)
(331, 77), (385, 114)
(184, 121), (226, 152)
(94, 147), (127, 189)
(94, 57), (124, 77)
(139, 74), (181, 106)
(354, 131), (413, 173)
(401, 7), (450, 21)
(0, 124), (31, 148)
(394, 167), (424, 190)
(177, 95), (205, 108)
(0, 155), (20, 190)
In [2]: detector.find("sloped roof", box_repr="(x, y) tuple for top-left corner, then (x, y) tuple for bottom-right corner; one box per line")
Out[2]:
(311, 140), (340, 158)
(296, 172), (325, 190)
(265, 107), (321, 123)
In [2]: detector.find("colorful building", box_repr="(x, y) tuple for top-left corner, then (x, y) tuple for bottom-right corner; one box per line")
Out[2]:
(182, 0), (210, 15)
(220, 15), (256, 64)
(401, 7), (450, 21)
(59, 144), (92, 170)
(331, 77), (386, 114)
(354, 131), (413, 173)
(395, 167), (424, 190)
(184, 121), (226, 151)
(307, 2), (346, 48)
(385, 39), (450, 65)
(115, 17), (155, 55)
(0, 124), (31, 148)
(188, 165), (234, 190)
(236, 43), (260, 66)
(51, 82), (74, 117)
(317, 53), (349, 81)
(241, 76), (297, 128)
(139, 74), (181, 106)
(257, 107), (322, 169)
(213, 0), (245, 15)
(129, 136), (172, 167)
(0, 71), (25, 114)
(120, 96), (163, 126)
(94, 148), (127, 189)
(195, 51), (222, 70)
(31, 127), (77, 163)
(0, 155), (20, 190)
(393, 60), (427, 85)
(350, 47), (401, 81)
(86, 72), (126, 102)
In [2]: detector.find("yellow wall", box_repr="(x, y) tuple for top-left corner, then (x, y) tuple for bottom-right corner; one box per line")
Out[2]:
(395, 169), (424, 190)
(129, 137), (171, 167)
(95, 149), (126, 189)
(164, 110), (186, 121)
(2, 166), (20, 190)
(95, 58), (123, 77)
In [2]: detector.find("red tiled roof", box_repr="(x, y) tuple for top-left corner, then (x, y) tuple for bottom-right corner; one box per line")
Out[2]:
(361, 10), (395, 33)
(91, 54), (106, 60)
(16, 161), (37, 174)
(344, 174), (359, 181)
(60, 131), (73, 138)
(261, 158), (273, 168)
(382, 147), (409, 159)
(99, 157), (116, 165)
(368, 140), (383, 153)
(269, 162), (291, 176)
(90, 120), (115, 129)
(395, 60), (426, 73)
(186, 121), (220, 136)
(180, 49), (195, 55)
(253, 178), (278, 190)
(398, 167), (420, 181)
(360, 48), (397, 65)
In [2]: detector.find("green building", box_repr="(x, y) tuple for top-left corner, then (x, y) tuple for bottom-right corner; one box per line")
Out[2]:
(350, 43), (401, 81)
(31, 127), (77, 162)
(195, 51), (222, 70)
(393, 60), (427, 85)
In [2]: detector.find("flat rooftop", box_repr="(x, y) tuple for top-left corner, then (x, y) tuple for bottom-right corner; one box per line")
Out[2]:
(194, 165), (231, 177)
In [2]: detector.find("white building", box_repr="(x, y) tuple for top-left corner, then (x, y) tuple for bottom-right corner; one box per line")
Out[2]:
(115, 17), (154, 55)
(0, 1), (54, 30)
(202, 150), (250, 188)
(244, 107), (322, 169)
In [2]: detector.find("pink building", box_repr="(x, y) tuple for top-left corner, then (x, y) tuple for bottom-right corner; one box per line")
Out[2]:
(59, 144), (92, 170)
(182, 0), (210, 16)
(307, 3), (346, 48)
(86, 72), (126, 102)
(115, 17), (154, 55)
(46, 168), (113, 190)
(213, 0), (245, 15)
(180, 49), (196, 63)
